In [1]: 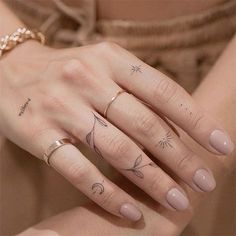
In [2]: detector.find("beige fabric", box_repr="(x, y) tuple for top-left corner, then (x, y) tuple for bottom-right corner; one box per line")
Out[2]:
(1, 0), (236, 235)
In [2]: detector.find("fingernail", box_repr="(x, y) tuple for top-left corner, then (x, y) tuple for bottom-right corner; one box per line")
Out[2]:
(120, 203), (142, 221)
(193, 169), (216, 192)
(166, 188), (189, 211)
(209, 130), (234, 155)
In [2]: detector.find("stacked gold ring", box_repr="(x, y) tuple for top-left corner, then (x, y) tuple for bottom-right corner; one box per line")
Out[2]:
(43, 138), (72, 166)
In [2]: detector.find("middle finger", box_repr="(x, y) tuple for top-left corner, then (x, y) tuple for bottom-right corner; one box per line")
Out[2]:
(92, 89), (216, 193)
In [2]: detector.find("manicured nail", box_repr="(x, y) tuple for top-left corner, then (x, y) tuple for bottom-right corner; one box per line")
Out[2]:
(166, 188), (189, 211)
(209, 130), (234, 155)
(120, 203), (142, 221)
(193, 169), (216, 192)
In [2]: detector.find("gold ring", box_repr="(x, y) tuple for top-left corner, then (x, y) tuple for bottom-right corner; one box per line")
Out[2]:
(104, 89), (126, 118)
(43, 138), (72, 166)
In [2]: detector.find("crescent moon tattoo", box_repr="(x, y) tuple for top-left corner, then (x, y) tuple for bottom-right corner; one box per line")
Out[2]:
(92, 181), (105, 195)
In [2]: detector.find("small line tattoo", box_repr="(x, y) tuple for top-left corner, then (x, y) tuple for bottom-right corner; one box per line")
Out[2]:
(86, 113), (108, 158)
(157, 131), (173, 149)
(131, 65), (142, 75)
(122, 154), (157, 179)
(92, 180), (105, 195)
(19, 98), (31, 116)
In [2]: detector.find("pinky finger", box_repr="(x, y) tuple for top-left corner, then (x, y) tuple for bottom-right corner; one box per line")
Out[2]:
(49, 144), (142, 222)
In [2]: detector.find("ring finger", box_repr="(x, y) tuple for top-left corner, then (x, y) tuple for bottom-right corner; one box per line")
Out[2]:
(31, 129), (143, 222)
(92, 90), (216, 192)
(62, 108), (190, 211)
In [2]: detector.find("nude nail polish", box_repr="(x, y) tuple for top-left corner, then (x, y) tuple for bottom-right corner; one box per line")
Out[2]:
(120, 203), (142, 221)
(166, 188), (189, 211)
(209, 130), (234, 155)
(193, 169), (216, 192)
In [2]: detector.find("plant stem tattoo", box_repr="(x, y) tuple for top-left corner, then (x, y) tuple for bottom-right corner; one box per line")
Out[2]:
(86, 113), (108, 157)
(19, 98), (31, 116)
(122, 154), (157, 179)
(157, 131), (173, 149)
(131, 65), (142, 75)
(92, 180), (105, 195)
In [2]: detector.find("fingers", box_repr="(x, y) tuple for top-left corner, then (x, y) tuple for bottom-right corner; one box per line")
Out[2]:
(36, 132), (142, 222)
(94, 91), (216, 192)
(107, 45), (234, 155)
(63, 110), (189, 211)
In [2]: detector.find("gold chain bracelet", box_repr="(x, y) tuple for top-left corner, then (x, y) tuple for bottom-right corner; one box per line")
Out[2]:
(0, 27), (46, 58)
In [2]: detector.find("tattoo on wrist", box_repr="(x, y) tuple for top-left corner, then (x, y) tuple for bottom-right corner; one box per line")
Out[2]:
(92, 180), (105, 195)
(131, 65), (142, 75)
(86, 113), (107, 158)
(19, 98), (31, 116)
(157, 131), (173, 149)
(122, 154), (157, 179)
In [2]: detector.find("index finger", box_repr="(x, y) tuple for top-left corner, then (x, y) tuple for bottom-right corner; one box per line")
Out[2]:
(110, 44), (234, 155)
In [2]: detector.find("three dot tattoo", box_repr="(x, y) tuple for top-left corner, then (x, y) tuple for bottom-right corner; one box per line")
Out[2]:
(180, 103), (192, 116)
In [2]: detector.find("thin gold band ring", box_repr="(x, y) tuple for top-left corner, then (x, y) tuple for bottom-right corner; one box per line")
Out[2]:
(43, 138), (72, 166)
(104, 89), (126, 118)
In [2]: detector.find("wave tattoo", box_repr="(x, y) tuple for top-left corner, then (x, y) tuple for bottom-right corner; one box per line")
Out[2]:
(86, 113), (108, 157)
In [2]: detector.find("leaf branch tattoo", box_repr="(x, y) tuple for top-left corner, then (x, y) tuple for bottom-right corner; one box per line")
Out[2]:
(157, 131), (173, 149)
(18, 98), (31, 116)
(92, 180), (105, 195)
(86, 113), (107, 158)
(122, 154), (157, 179)
(131, 65), (142, 75)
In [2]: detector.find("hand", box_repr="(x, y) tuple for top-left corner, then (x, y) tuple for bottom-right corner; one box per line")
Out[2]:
(0, 41), (233, 221)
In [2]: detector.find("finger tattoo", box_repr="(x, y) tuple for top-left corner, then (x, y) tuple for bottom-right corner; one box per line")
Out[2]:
(92, 180), (105, 195)
(180, 103), (193, 116)
(19, 98), (31, 116)
(131, 65), (142, 75)
(157, 131), (173, 149)
(86, 113), (108, 157)
(122, 154), (157, 179)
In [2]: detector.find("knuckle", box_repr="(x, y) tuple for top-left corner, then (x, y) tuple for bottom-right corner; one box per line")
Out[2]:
(106, 134), (131, 159)
(99, 189), (116, 208)
(134, 112), (158, 138)
(176, 152), (194, 171)
(150, 172), (164, 193)
(67, 162), (89, 186)
(62, 59), (91, 85)
(153, 79), (178, 104)
(42, 95), (67, 112)
(95, 41), (120, 54)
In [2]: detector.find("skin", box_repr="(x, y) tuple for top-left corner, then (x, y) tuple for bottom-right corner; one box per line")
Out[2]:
(18, 34), (236, 236)
(0, 1), (235, 235)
